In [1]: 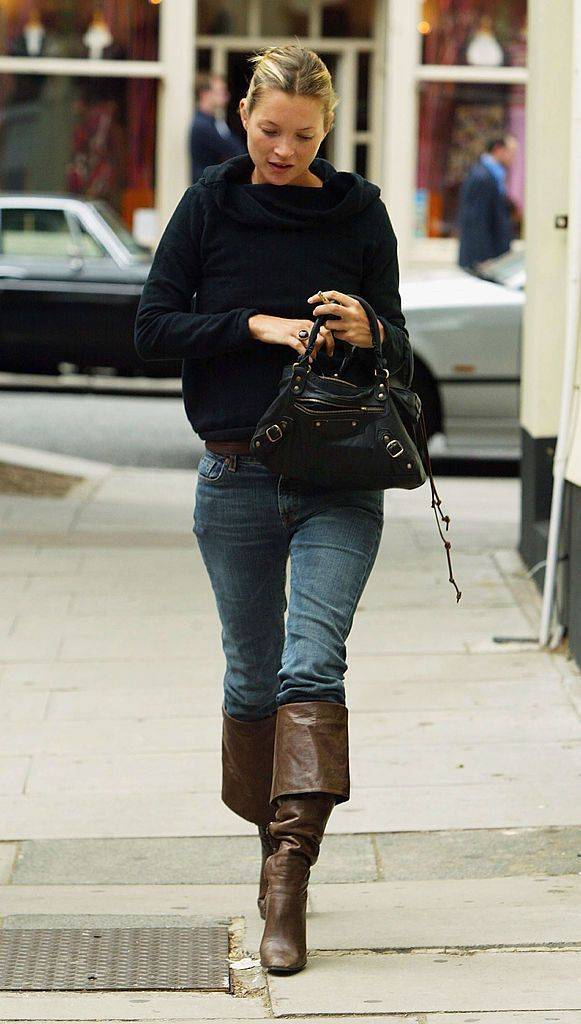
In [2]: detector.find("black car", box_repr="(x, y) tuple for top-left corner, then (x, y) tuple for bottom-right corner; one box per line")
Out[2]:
(0, 195), (182, 376)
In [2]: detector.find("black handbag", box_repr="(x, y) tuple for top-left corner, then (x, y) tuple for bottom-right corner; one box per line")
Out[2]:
(250, 294), (461, 602)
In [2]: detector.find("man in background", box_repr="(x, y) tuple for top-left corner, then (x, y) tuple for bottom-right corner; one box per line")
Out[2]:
(458, 134), (518, 269)
(189, 72), (245, 183)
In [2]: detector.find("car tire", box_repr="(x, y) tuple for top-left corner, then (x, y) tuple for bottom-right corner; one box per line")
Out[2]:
(411, 361), (441, 441)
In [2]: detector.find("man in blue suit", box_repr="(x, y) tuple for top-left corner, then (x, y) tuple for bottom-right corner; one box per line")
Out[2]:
(458, 135), (518, 269)
(189, 72), (246, 183)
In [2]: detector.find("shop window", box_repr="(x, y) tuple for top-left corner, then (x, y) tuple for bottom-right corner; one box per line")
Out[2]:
(415, 80), (525, 239)
(0, 75), (156, 224)
(198, 1), (249, 35)
(419, 0), (527, 68)
(260, 2), (309, 36)
(0, 1), (159, 61)
(321, 0), (375, 38)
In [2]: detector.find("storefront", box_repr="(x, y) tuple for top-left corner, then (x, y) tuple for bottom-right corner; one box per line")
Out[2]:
(0, 0), (527, 265)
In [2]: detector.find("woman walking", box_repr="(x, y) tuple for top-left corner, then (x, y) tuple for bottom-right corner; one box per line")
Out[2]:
(135, 42), (413, 974)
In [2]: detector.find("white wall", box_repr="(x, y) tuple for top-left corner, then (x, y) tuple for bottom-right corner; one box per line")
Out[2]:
(520, 0), (572, 439)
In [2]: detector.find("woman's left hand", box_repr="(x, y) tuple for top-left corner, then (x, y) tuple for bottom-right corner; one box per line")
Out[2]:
(307, 290), (384, 349)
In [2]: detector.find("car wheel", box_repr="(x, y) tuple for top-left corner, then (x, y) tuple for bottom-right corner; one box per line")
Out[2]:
(411, 362), (441, 441)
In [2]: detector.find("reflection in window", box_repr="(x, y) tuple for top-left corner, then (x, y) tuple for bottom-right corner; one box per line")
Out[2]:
(416, 81), (525, 239)
(1, 207), (73, 257)
(322, 0), (375, 38)
(198, 1), (249, 35)
(0, 1), (159, 61)
(355, 144), (367, 178)
(260, 2), (308, 36)
(0, 75), (156, 224)
(356, 51), (370, 132)
(420, 0), (527, 67)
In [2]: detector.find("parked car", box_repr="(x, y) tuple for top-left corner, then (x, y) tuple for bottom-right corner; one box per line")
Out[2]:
(0, 193), (523, 458)
(403, 249), (524, 460)
(0, 194), (156, 375)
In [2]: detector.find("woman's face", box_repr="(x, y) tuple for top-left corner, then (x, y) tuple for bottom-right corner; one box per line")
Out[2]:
(239, 89), (328, 186)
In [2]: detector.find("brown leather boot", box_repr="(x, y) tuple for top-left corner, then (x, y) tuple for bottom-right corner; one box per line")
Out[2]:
(259, 701), (350, 974)
(221, 707), (277, 917)
(257, 824), (278, 920)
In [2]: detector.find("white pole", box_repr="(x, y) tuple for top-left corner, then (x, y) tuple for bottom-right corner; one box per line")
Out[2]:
(539, 0), (581, 646)
(156, 0), (195, 232)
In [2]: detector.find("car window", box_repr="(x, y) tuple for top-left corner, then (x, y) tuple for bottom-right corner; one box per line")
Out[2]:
(1, 208), (74, 258)
(93, 202), (149, 257)
(70, 217), (108, 258)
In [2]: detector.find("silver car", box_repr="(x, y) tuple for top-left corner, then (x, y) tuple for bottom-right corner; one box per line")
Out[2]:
(403, 250), (524, 460)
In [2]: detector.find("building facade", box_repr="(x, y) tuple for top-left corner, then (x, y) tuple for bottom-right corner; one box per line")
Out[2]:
(519, 0), (581, 665)
(0, 0), (528, 266)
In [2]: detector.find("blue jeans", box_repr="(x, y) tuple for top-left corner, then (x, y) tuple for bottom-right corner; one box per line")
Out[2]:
(193, 452), (383, 721)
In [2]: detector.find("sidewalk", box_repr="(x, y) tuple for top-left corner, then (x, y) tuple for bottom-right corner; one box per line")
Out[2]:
(0, 444), (580, 1022)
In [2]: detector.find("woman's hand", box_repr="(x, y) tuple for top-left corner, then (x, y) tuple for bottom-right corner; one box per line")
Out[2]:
(307, 291), (385, 348)
(248, 314), (335, 360)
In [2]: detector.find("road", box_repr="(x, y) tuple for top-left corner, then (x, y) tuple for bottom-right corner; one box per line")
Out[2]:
(0, 388), (518, 477)
(0, 392), (202, 469)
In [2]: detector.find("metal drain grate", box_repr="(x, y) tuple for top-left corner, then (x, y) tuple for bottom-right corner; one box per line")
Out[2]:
(0, 926), (230, 991)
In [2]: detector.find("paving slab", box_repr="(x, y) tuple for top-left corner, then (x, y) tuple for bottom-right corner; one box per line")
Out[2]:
(0, 883), (263, 920)
(348, 707), (581, 745)
(375, 825), (581, 879)
(0, 658), (224, 693)
(0, 716), (222, 756)
(0, 692), (49, 721)
(0, 651), (558, 693)
(0, 758), (29, 796)
(348, 606), (537, 655)
(10, 704), (579, 759)
(424, 1015), (581, 1023)
(3, 775), (581, 840)
(301, 876), (581, 949)
(42, 675), (570, 720)
(25, 752), (221, 795)
(12, 835), (376, 885)
(0, 991), (267, 1020)
(350, 739), (581, 788)
(0, 844), (17, 883)
(266, 949), (581, 1016)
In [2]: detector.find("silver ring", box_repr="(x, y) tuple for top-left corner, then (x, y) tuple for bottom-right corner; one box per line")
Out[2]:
(298, 330), (309, 339)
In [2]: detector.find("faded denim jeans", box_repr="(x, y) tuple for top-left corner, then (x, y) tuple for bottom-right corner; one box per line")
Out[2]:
(193, 451), (383, 721)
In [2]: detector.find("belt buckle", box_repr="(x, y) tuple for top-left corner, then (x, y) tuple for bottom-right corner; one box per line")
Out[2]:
(266, 423), (283, 443)
(386, 439), (404, 458)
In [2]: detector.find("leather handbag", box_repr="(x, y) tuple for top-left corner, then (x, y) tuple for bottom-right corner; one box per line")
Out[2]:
(250, 294), (461, 601)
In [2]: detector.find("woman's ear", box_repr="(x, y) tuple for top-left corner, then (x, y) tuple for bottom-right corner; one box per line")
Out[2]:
(238, 98), (247, 129)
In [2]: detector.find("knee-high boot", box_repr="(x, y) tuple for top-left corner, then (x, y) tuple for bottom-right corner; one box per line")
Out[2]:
(221, 707), (277, 918)
(259, 701), (350, 973)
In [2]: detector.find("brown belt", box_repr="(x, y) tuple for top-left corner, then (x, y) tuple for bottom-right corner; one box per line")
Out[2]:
(205, 439), (253, 456)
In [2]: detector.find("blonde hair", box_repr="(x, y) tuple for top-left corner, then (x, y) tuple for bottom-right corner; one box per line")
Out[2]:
(243, 41), (339, 134)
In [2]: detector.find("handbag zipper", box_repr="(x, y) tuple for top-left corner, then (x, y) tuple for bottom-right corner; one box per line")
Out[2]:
(295, 403), (383, 416)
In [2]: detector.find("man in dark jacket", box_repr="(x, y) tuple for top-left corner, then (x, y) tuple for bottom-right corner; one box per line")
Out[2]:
(189, 73), (246, 183)
(458, 134), (518, 268)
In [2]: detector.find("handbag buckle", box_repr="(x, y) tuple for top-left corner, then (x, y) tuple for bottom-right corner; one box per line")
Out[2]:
(386, 438), (404, 458)
(374, 367), (390, 380)
(266, 423), (283, 443)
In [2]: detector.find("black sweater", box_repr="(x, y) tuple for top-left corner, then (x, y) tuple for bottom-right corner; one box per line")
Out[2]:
(134, 153), (413, 441)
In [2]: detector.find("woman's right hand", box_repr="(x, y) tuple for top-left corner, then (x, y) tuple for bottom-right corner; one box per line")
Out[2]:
(248, 314), (335, 360)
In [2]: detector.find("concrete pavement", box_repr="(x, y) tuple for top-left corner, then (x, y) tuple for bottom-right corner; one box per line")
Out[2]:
(0, 443), (580, 1021)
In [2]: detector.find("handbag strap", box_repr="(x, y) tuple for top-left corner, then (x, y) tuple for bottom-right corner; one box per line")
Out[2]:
(299, 292), (386, 375)
(417, 410), (462, 603)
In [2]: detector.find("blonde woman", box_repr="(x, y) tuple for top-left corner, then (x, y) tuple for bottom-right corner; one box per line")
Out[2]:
(135, 42), (412, 974)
